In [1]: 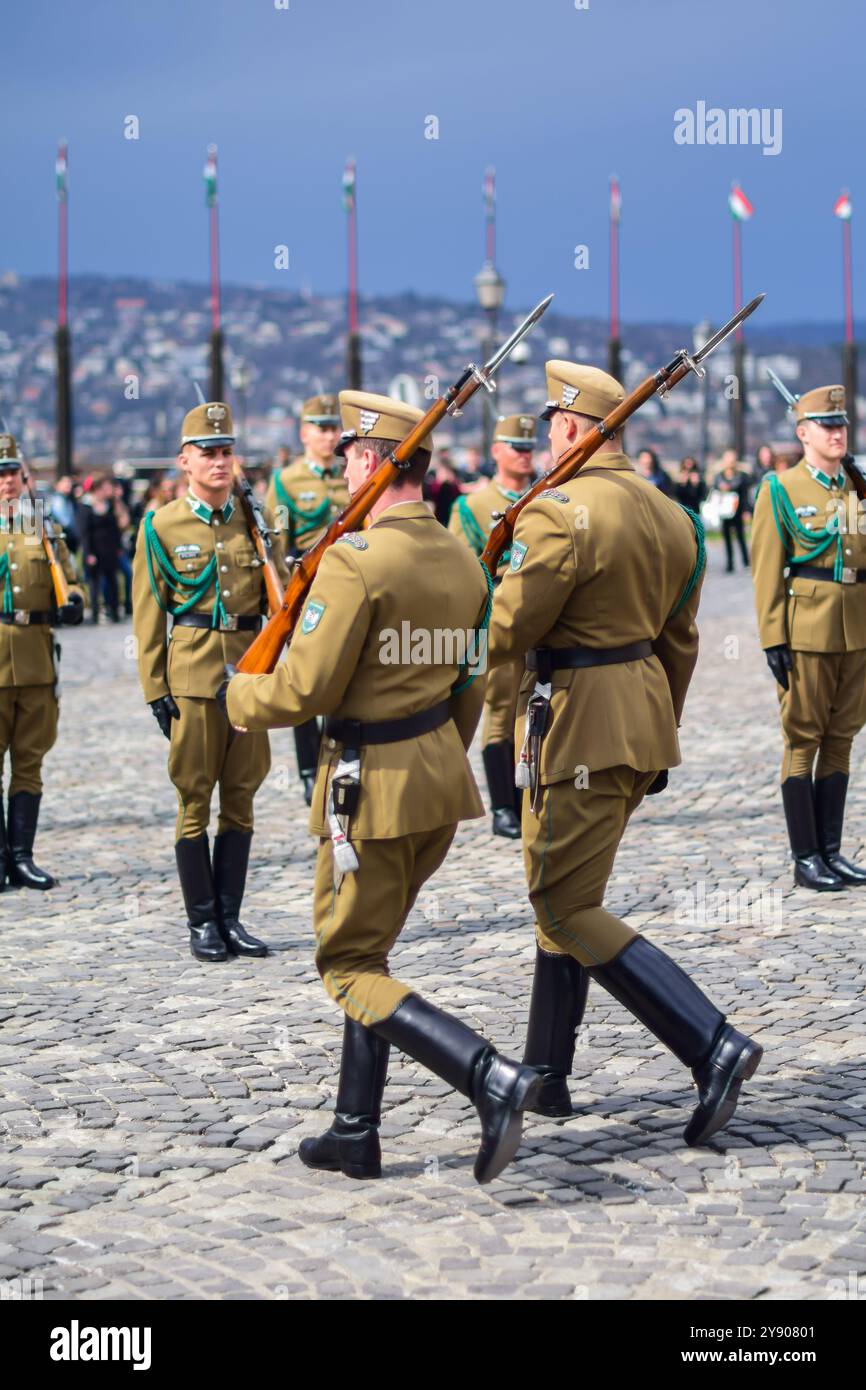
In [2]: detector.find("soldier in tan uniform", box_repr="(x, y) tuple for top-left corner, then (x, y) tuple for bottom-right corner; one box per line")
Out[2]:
(0, 434), (84, 889)
(489, 362), (762, 1145)
(266, 394), (347, 805)
(449, 413), (536, 837)
(751, 382), (866, 891)
(132, 400), (290, 961)
(224, 391), (542, 1183)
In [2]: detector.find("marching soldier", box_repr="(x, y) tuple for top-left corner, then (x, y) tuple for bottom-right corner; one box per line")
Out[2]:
(267, 394), (347, 806)
(751, 381), (866, 890)
(489, 361), (762, 1144)
(132, 399), (290, 961)
(0, 432), (84, 889)
(449, 413), (536, 837)
(223, 391), (542, 1183)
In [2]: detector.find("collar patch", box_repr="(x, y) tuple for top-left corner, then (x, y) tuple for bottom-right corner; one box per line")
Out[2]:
(538, 488), (570, 503)
(335, 532), (369, 551)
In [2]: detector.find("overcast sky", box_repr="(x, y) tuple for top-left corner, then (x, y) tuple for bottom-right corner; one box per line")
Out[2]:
(1, 0), (863, 326)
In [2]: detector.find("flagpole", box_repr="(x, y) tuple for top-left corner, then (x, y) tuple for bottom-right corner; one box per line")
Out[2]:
(607, 174), (622, 382)
(55, 140), (73, 479)
(345, 158), (362, 390)
(839, 191), (858, 451)
(474, 168), (505, 465)
(206, 144), (224, 401)
(731, 185), (747, 459)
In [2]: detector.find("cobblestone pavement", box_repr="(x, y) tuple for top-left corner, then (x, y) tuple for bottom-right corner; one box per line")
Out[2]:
(2, 543), (865, 1302)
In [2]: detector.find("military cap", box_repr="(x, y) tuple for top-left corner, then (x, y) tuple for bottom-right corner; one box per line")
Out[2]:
(795, 384), (848, 427)
(0, 432), (22, 472)
(539, 361), (625, 423)
(301, 393), (341, 426)
(335, 391), (435, 457)
(180, 400), (235, 449)
(494, 414), (537, 451)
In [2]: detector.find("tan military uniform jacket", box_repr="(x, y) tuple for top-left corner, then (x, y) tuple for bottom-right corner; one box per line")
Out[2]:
(751, 460), (866, 653)
(227, 499), (488, 838)
(489, 453), (703, 782)
(0, 517), (83, 687)
(132, 492), (289, 703)
(266, 456), (349, 553)
(448, 479), (522, 576)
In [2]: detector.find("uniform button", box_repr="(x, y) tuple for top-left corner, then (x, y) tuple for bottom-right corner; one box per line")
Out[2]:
(221, 565), (228, 572)
(223, 589), (231, 597)
(10, 563), (17, 570)
(788, 588), (794, 596)
(186, 563), (193, 570)
(214, 519), (221, 527)
(13, 586), (20, 593)
(846, 548), (853, 556)
(217, 542), (224, 550)
(327, 737), (336, 750)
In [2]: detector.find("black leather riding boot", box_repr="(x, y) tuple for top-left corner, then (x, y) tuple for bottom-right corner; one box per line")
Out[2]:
(523, 947), (589, 1117)
(814, 772), (866, 885)
(482, 742), (521, 839)
(373, 993), (541, 1183)
(0, 797), (7, 892)
(294, 718), (321, 806)
(591, 937), (762, 1146)
(299, 1018), (391, 1179)
(212, 830), (269, 957)
(7, 792), (56, 890)
(781, 776), (845, 891)
(175, 834), (227, 962)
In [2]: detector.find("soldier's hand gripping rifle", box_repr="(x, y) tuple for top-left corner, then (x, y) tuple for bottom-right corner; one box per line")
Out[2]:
(235, 293), (554, 675)
(766, 365), (866, 501)
(481, 294), (766, 575)
(231, 460), (285, 616)
(20, 463), (71, 609)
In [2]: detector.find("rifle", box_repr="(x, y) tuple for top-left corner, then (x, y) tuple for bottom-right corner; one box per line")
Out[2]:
(235, 293), (554, 675)
(482, 294), (766, 575)
(232, 460), (284, 615)
(766, 365), (866, 501)
(21, 464), (70, 609)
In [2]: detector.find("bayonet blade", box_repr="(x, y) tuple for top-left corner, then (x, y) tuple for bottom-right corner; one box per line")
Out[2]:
(693, 293), (765, 365)
(766, 365), (798, 411)
(482, 293), (554, 379)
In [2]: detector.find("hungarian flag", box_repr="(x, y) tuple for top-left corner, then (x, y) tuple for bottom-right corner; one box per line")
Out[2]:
(55, 142), (68, 202)
(342, 158), (356, 214)
(610, 174), (621, 223)
(483, 166), (496, 217)
(834, 190), (853, 221)
(203, 145), (217, 208)
(728, 183), (753, 221)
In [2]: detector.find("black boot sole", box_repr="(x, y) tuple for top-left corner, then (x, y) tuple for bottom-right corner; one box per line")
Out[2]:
(8, 872), (55, 891)
(683, 1041), (763, 1147)
(793, 870), (846, 892)
(189, 943), (228, 962)
(298, 1138), (381, 1180)
(475, 1068), (541, 1184)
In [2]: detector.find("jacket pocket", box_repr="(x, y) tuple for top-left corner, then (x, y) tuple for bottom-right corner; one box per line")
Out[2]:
(787, 579), (817, 648)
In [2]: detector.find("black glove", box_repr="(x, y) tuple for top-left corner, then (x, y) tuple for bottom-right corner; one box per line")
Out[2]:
(57, 592), (84, 626)
(646, 769), (668, 796)
(764, 644), (793, 691)
(150, 694), (180, 739)
(215, 663), (237, 720)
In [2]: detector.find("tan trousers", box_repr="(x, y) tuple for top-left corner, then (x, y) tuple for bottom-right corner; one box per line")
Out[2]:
(481, 657), (523, 747)
(524, 766), (656, 968)
(0, 684), (59, 796)
(312, 825), (456, 1026)
(779, 649), (866, 781)
(168, 695), (270, 840)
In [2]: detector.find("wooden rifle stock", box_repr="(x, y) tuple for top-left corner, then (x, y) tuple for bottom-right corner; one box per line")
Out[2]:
(842, 453), (866, 502)
(232, 461), (284, 616)
(21, 466), (70, 608)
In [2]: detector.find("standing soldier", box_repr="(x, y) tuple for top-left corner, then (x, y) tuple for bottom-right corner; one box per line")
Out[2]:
(489, 362), (762, 1143)
(132, 399), (289, 961)
(0, 432), (84, 889)
(751, 381), (866, 890)
(266, 394), (346, 805)
(223, 391), (542, 1183)
(450, 414), (536, 837)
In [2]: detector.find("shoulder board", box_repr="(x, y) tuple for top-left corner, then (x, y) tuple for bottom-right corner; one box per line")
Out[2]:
(335, 532), (369, 551)
(536, 488), (570, 503)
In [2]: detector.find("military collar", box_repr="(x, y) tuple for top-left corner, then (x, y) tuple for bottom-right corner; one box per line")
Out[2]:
(305, 458), (337, 481)
(185, 489), (235, 525)
(493, 480), (523, 503)
(806, 462), (846, 490)
(370, 500), (434, 526)
(580, 451), (634, 474)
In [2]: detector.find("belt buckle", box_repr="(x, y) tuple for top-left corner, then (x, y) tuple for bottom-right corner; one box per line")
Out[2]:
(842, 567), (857, 585)
(222, 614), (239, 631)
(13, 610), (30, 626)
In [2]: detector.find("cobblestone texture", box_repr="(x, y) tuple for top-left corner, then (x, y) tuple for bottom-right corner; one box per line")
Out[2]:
(1, 544), (865, 1301)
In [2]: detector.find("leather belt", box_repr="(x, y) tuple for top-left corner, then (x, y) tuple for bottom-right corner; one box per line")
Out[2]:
(792, 563), (866, 585)
(171, 612), (262, 633)
(325, 699), (451, 747)
(0, 610), (54, 626)
(526, 638), (653, 676)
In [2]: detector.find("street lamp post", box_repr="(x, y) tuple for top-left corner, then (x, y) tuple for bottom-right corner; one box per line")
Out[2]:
(474, 261), (505, 467)
(693, 319), (712, 472)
